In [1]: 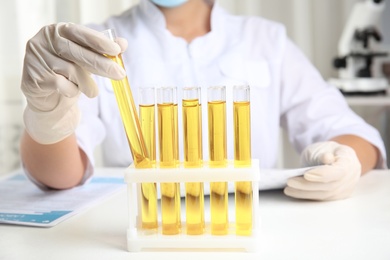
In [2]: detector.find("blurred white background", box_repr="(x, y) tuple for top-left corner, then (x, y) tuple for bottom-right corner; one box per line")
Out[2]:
(0, 0), (389, 175)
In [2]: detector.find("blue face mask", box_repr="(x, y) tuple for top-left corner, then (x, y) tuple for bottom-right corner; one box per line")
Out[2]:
(151, 0), (188, 8)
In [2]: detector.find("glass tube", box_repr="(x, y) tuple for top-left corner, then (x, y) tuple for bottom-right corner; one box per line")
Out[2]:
(233, 85), (253, 236)
(182, 87), (204, 235)
(157, 87), (181, 235)
(207, 86), (228, 235)
(139, 87), (158, 229)
(102, 29), (150, 168)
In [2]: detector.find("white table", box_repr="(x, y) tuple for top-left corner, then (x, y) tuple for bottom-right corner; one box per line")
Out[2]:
(344, 90), (390, 106)
(1, 168), (389, 260)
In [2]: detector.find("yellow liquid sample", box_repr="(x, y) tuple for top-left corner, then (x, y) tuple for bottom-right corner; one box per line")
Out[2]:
(160, 183), (181, 235)
(139, 104), (158, 229)
(108, 54), (150, 169)
(208, 100), (228, 235)
(140, 183), (158, 229)
(208, 101), (227, 167)
(139, 104), (156, 166)
(173, 103), (179, 167)
(158, 103), (181, 235)
(183, 99), (203, 167)
(183, 98), (204, 235)
(234, 101), (252, 236)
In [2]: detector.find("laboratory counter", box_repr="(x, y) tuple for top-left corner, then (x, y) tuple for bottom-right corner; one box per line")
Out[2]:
(0, 168), (389, 260)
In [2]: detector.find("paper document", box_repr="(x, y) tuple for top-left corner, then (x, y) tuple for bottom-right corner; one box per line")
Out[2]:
(183, 167), (312, 195)
(0, 172), (125, 227)
(259, 167), (312, 190)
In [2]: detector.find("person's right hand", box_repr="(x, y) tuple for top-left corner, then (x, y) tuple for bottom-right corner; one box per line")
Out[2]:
(21, 22), (127, 144)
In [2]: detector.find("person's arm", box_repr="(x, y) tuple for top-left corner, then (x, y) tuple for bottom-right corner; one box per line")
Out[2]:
(331, 134), (379, 174)
(20, 131), (88, 189)
(19, 23), (127, 189)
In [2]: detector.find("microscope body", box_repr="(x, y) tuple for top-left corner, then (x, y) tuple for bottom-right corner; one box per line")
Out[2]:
(329, 0), (388, 94)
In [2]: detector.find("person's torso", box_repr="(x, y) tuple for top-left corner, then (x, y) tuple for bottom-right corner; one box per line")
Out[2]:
(92, 0), (287, 168)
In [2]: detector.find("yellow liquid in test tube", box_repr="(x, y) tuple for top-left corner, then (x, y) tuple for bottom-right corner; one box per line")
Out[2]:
(158, 102), (181, 235)
(139, 104), (156, 167)
(208, 100), (228, 235)
(107, 54), (150, 169)
(173, 103), (179, 167)
(103, 29), (154, 231)
(183, 98), (204, 235)
(234, 100), (252, 236)
(139, 104), (158, 229)
(183, 100), (203, 167)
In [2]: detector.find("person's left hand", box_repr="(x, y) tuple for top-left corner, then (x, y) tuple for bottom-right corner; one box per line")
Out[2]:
(284, 141), (361, 201)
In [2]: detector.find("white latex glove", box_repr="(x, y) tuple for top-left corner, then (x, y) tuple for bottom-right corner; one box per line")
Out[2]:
(284, 141), (361, 201)
(21, 22), (127, 144)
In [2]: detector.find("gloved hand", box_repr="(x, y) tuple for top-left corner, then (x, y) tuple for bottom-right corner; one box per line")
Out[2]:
(21, 22), (127, 144)
(284, 141), (361, 201)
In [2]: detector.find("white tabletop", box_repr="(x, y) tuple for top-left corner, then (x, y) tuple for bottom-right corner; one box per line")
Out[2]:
(1, 168), (389, 260)
(343, 89), (390, 106)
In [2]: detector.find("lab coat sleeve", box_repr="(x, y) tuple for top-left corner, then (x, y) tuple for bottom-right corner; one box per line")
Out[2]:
(279, 39), (387, 168)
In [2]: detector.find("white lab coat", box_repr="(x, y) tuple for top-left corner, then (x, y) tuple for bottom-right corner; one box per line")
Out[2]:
(77, 0), (386, 174)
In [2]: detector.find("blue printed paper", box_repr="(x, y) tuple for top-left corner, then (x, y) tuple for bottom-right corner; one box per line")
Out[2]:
(0, 171), (125, 227)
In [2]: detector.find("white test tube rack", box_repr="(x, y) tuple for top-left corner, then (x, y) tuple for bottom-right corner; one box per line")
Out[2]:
(124, 159), (260, 252)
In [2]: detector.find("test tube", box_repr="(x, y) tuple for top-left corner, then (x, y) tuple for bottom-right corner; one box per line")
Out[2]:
(157, 87), (181, 235)
(139, 87), (158, 229)
(233, 85), (253, 236)
(102, 29), (150, 168)
(208, 86), (228, 235)
(182, 87), (204, 235)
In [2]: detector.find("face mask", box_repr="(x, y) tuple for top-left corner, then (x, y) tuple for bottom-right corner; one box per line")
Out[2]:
(151, 0), (188, 8)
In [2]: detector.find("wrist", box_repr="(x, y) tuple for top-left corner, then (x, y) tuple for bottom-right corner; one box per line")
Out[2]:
(23, 104), (80, 145)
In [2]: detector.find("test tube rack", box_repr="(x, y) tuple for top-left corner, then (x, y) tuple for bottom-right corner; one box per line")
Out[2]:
(124, 159), (260, 252)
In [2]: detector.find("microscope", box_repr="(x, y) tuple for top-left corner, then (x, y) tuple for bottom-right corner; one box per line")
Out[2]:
(329, 0), (389, 95)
